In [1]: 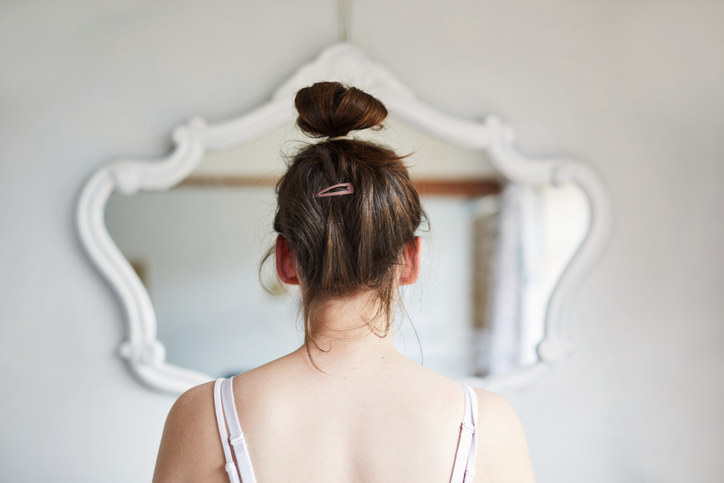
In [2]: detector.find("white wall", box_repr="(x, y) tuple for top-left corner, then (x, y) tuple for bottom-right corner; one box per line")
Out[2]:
(1, 1), (722, 482)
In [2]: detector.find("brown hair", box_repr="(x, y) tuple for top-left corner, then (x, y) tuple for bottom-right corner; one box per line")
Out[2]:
(264, 81), (425, 350)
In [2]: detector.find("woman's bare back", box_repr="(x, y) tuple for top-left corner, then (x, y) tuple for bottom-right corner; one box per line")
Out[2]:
(153, 348), (535, 483)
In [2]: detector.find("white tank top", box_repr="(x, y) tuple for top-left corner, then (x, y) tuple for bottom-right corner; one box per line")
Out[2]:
(213, 377), (479, 482)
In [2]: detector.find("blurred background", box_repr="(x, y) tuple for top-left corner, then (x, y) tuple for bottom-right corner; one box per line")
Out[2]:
(1, 1), (722, 481)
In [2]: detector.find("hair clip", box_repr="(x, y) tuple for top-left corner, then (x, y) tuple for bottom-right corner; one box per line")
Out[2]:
(315, 183), (355, 198)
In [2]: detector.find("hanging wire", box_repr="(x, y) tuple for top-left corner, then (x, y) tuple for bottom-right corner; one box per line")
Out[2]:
(338, 0), (351, 42)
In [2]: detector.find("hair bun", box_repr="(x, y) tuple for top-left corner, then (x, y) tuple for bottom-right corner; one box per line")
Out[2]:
(294, 81), (388, 138)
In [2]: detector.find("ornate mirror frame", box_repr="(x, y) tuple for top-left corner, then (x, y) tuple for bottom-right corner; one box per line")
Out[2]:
(77, 43), (612, 393)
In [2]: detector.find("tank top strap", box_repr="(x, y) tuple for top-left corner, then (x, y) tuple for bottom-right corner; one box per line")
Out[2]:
(449, 384), (479, 483)
(214, 377), (258, 483)
(213, 378), (241, 483)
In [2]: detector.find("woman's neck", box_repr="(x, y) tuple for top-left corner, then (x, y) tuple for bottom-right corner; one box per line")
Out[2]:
(297, 291), (402, 371)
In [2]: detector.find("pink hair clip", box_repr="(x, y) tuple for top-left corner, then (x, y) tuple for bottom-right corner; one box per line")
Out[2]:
(315, 182), (355, 198)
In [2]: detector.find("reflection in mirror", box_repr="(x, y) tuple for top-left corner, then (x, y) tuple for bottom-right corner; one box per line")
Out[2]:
(105, 116), (589, 380)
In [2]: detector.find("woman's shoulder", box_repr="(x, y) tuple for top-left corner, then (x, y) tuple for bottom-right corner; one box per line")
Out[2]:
(174, 379), (217, 407)
(473, 387), (518, 422)
(152, 381), (227, 483)
(397, 366), (535, 481)
(165, 380), (219, 432)
(472, 388), (536, 482)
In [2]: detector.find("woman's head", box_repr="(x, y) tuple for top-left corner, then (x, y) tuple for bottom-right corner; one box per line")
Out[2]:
(267, 81), (425, 343)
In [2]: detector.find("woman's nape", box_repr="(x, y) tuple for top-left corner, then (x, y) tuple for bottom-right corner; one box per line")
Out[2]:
(274, 232), (422, 368)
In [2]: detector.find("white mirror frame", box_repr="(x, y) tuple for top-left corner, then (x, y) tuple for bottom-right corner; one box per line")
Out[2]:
(77, 43), (611, 393)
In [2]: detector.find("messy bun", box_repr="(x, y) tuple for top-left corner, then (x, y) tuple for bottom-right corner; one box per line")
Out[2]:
(294, 82), (387, 137)
(264, 81), (425, 354)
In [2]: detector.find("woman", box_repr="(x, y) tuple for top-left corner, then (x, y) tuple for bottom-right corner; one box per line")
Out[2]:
(153, 82), (535, 482)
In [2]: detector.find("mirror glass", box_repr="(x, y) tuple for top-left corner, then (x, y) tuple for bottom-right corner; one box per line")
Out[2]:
(105, 116), (589, 379)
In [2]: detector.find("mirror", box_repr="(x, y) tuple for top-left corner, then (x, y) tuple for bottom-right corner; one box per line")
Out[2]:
(78, 44), (610, 392)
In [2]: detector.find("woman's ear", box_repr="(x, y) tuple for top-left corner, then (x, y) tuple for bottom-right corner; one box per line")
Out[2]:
(399, 237), (422, 286)
(275, 235), (300, 285)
